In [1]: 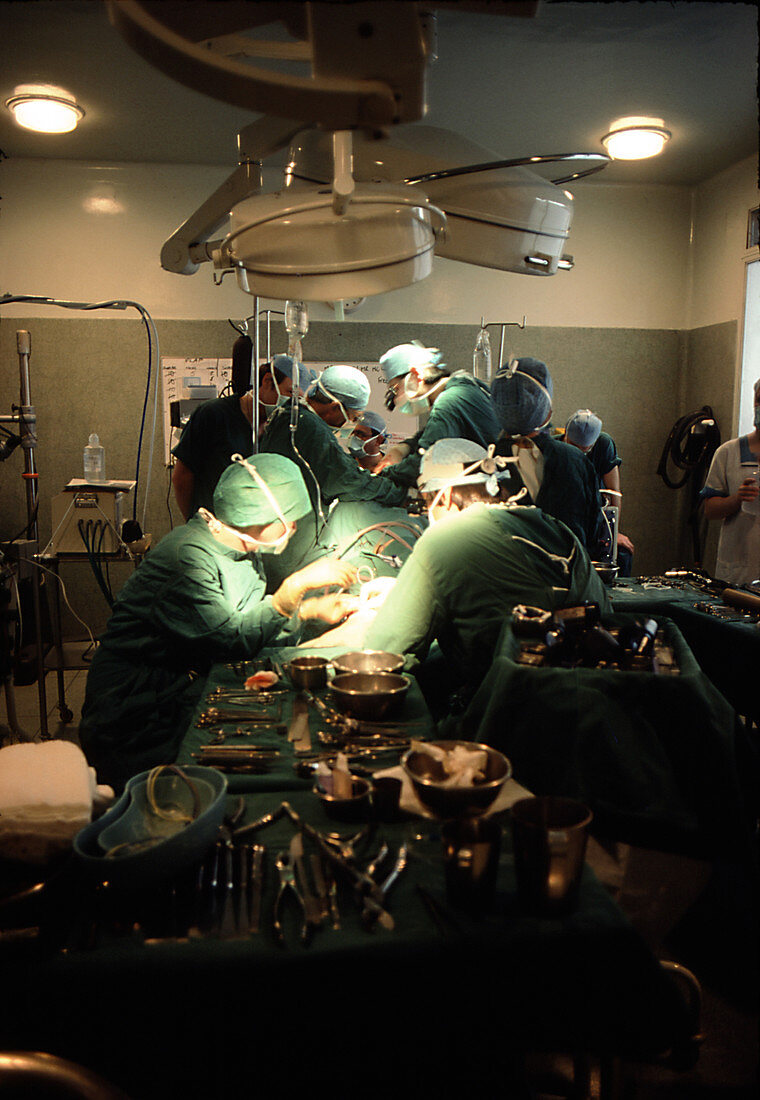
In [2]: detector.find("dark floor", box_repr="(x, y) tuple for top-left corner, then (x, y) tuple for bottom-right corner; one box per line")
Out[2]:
(2, 673), (758, 1099)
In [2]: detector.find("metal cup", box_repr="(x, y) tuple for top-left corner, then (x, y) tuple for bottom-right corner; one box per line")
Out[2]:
(441, 816), (501, 914)
(510, 796), (592, 917)
(371, 776), (403, 822)
(287, 656), (329, 690)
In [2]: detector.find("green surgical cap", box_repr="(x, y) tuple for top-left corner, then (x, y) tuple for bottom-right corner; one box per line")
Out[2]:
(213, 454), (311, 526)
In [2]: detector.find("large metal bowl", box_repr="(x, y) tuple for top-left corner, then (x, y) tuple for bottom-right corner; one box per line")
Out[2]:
(591, 561), (619, 585)
(329, 671), (410, 719)
(402, 740), (512, 819)
(331, 650), (405, 676)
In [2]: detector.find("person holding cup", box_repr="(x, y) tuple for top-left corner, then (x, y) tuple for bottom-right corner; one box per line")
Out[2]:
(700, 378), (760, 586)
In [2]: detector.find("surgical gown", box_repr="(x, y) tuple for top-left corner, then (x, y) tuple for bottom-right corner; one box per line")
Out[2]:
(171, 395), (254, 517)
(381, 372), (502, 489)
(259, 403), (408, 588)
(365, 503), (609, 691)
(79, 516), (296, 789)
(496, 432), (604, 550)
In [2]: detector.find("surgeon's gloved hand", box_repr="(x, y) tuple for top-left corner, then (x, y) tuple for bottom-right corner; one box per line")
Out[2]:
(291, 557), (358, 593)
(271, 559), (358, 617)
(373, 444), (409, 472)
(298, 592), (360, 624)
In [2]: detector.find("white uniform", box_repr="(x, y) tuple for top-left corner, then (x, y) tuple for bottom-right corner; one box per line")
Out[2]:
(701, 436), (760, 585)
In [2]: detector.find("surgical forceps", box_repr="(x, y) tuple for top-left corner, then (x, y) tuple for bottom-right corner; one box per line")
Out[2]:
(273, 847), (310, 946)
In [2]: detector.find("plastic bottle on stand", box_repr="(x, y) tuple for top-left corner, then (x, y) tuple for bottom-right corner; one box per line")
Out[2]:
(83, 433), (106, 482)
(473, 321), (492, 385)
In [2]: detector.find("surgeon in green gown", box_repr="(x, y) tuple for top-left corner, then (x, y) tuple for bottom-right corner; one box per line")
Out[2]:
(79, 454), (359, 789)
(359, 438), (609, 704)
(374, 342), (502, 489)
(259, 363), (408, 588)
(491, 357), (604, 550)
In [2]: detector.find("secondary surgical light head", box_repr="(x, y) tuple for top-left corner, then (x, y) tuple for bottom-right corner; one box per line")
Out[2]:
(565, 409), (602, 451)
(491, 357), (553, 436)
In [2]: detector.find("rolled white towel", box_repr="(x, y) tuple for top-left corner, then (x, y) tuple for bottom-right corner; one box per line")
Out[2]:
(0, 741), (114, 864)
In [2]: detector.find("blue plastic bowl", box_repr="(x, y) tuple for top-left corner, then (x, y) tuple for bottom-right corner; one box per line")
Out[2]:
(73, 765), (227, 889)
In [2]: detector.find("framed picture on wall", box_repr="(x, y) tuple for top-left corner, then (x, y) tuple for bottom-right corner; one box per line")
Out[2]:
(748, 206), (760, 250)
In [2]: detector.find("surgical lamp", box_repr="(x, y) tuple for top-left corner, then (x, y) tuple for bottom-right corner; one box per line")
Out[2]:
(109, 1), (607, 299)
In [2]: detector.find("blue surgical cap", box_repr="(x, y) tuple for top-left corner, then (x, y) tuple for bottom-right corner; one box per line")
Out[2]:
(491, 357), (553, 435)
(379, 342), (447, 383)
(356, 409), (388, 437)
(213, 453), (311, 526)
(270, 354), (316, 390)
(308, 364), (370, 411)
(565, 409), (602, 448)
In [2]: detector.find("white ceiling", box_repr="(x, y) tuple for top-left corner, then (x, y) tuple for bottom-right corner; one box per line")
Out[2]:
(0, 0), (757, 187)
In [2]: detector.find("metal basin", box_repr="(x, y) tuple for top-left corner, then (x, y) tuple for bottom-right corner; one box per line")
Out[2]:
(331, 650), (405, 676)
(402, 740), (511, 819)
(591, 561), (619, 585)
(329, 671), (410, 719)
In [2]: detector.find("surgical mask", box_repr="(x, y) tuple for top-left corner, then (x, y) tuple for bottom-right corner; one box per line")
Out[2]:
(348, 432), (383, 457)
(398, 374), (446, 417)
(199, 507), (295, 556)
(261, 402), (277, 418)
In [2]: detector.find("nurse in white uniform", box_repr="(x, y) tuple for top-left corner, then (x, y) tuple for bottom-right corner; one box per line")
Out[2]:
(701, 378), (760, 585)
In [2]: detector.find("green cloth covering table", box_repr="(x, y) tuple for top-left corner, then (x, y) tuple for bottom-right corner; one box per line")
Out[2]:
(1, 783), (693, 1100)
(610, 577), (760, 725)
(175, 652), (435, 792)
(440, 615), (755, 862)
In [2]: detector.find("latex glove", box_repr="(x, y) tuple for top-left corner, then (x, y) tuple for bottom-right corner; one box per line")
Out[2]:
(372, 444), (409, 472)
(291, 557), (359, 592)
(299, 592), (361, 624)
(272, 558), (358, 616)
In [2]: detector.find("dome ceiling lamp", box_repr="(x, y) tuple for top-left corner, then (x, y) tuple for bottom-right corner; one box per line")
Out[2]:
(601, 116), (671, 161)
(5, 83), (85, 134)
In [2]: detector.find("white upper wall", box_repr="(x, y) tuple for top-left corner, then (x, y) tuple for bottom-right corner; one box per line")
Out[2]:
(687, 155), (760, 330)
(0, 155), (749, 329)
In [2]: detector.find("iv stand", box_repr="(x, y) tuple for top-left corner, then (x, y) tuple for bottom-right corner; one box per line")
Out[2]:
(481, 316), (528, 371)
(0, 330), (48, 739)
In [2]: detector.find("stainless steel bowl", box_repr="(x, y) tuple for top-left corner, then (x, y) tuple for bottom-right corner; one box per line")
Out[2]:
(591, 561), (619, 585)
(402, 740), (512, 819)
(314, 777), (372, 822)
(329, 671), (410, 719)
(331, 650), (405, 676)
(287, 656), (329, 690)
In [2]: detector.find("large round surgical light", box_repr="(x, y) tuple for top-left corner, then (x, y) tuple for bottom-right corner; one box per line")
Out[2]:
(601, 116), (671, 160)
(5, 84), (84, 133)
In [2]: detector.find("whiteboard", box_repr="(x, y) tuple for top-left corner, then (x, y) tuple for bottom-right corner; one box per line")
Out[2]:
(161, 357), (232, 465)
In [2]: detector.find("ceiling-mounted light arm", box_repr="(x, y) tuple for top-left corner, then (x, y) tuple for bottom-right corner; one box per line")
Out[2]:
(161, 116), (305, 275)
(108, 0), (414, 130)
(403, 152), (610, 187)
(332, 131), (355, 216)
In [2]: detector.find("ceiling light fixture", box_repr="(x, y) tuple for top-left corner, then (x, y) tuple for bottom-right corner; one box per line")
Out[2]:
(601, 116), (671, 160)
(5, 84), (84, 134)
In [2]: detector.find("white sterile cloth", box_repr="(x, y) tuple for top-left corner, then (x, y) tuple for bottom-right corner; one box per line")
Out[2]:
(0, 741), (114, 864)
